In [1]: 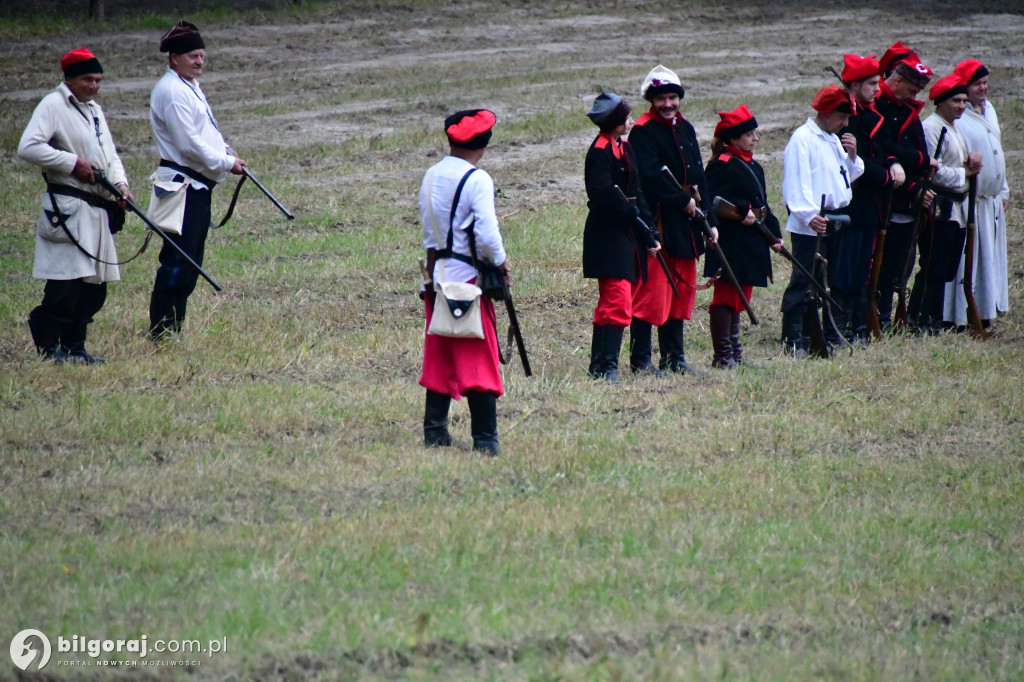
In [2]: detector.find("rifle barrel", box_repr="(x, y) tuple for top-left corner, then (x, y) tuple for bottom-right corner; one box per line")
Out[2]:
(243, 167), (295, 220)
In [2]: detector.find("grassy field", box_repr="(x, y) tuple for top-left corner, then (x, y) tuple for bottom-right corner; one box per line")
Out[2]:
(2, 1), (1023, 680)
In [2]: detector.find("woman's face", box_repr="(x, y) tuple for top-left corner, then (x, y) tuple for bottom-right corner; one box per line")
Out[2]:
(732, 128), (759, 153)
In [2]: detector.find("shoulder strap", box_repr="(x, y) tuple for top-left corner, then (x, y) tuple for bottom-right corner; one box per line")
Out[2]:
(721, 153), (767, 205)
(447, 168), (477, 253)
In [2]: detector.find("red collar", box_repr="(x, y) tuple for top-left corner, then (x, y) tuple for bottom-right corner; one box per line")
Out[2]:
(722, 144), (753, 162)
(637, 108), (682, 127)
(878, 81), (925, 117)
(595, 132), (623, 159)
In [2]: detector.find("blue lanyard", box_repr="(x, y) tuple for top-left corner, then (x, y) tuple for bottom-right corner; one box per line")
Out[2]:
(177, 75), (220, 131)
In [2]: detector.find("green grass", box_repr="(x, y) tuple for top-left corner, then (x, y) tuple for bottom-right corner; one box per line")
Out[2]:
(2, 2), (1024, 680)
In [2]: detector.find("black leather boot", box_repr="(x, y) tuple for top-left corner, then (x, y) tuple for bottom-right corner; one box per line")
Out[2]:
(467, 391), (500, 456)
(730, 310), (756, 368)
(423, 390), (453, 447)
(658, 318), (705, 375)
(61, 321), (106, 364)
(149, 291), (182, 341)
(781, 311), (809, 358)
(709, 306), (736, 369)
(629, 319), (661, 375)
(28, 313), (65, 361)
(601, 325), (624, 384)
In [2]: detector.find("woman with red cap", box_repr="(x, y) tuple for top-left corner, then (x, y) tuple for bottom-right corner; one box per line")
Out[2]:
(17, 47), (133, 363)
(582, 92), (660, 383)
(704, 105), (782, 368)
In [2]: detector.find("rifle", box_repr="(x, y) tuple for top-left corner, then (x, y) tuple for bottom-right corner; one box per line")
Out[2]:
(658, 166), (758, 325)
(493, 282), (532, 376)
(962, 175), (988, 339)
(866, 189), (894, 340)
(216, 166), (296, 228)
(712, 196), (843, 311)
(613, 185), (679, 298)
(811, 195), (853, 356)
(94, 170), (223, 292)
(894, 126), (946, 330)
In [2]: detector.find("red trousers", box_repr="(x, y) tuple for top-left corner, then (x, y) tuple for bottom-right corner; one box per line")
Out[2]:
(709, 279), (754, 314)
(420, 294), (503, 400)
(632, 254), (697, 324)
(593, 278), (638, 327)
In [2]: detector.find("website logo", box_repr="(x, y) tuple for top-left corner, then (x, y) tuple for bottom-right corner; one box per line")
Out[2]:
(10, 629), (52, 671)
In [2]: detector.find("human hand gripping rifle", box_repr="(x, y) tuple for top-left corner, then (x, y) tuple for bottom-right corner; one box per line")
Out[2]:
(711, 196), (843, 312)
(962, 174), (988, 339)
(214, 166), (295, 228)
(94, 170), (222, 292)
(659, 165), (758, 324)
(613, 185), (680, 298)
(894, 126), (946, 330)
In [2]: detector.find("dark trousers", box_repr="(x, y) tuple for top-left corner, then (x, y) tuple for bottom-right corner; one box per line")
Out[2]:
(149, 185), (212, 336)
(875, 220), (915, 324)
(833, 222), (875, 336)
(780, 232), (834, 315)
(909, 219), (967, 329)
(28, 279), (107, 351)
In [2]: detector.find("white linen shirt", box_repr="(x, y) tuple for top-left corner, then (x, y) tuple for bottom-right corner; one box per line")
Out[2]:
(959, 102), (1008, 200)
(782, 118), (864, 236)
(150, 68), (235, 188)
(923, 113), (969, 227)
(420, 155), (506, 286)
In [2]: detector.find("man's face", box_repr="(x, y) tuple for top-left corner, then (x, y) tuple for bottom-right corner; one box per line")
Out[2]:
(65, 73), (102, 102)
(820, 110), (850, 134)
(966, 75), (988, 107)
(852, 76), (880, 106)
(888, 74), (923, 102)
(651, 92), (680, 122)
(937, 93), (969, 122)
(171, 49), (205, 80)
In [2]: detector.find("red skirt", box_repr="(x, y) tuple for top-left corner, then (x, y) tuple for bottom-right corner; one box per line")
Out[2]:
(632, 254), (698, 324)
(593, 278), (636, 327)
(420, 293), (504, 400)
(710, 279), (754, 314)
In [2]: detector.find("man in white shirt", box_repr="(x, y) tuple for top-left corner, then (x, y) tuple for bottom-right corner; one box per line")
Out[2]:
(943, 59), (1010, 329)
(911, 75), (981, 333)
(18, 47), (133, 363)
(419, 109), (510, 456)
(148, 21), (245, 340)
(780, 85), (864, 356)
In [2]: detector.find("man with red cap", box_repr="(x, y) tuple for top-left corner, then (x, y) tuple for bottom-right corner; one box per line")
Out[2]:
(780, 84), (864, 356)
(419, 109), (509, 455)
(704, 105), (782, 368)
(872, 43), (937, 332)
(627, 64), (711, 375)
(17, 47), (133, 363)
(147, 21), (246, 341)
(582, 92), (660, 383)
(909, 74), (983, 333)
(833, 53), (906, 343)
(942, 59), (1009, 330)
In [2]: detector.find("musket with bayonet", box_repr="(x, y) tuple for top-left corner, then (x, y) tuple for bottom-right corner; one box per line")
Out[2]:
(894, 126), (946, 330)
(712, 196), (843, 311)
(94, 170), (223, 292)
(613, 185), (680, 298)
(659, 165), (758, 325)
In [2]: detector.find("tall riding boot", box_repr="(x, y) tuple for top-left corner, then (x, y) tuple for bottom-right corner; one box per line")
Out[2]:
(730, 311), (754, 368)
(61, 321), (106, 364)
(602, 325), (624, 384)
(781, 311), (808, 358)
(467, 391), (500, 456)
(629, 319), (660, 375)
(149, 290), (180, 340)
(588, 324), (605, 379)
(28, 313), (64, 361)
(907, 276), (926, 334)
(658, 318), (705, 375)
(709, 306), (736, 369)
(423, 390), (453, 448)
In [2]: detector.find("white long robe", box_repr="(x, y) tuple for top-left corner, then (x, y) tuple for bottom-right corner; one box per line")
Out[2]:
(943, 101), (1010, 324)
(17, 82), (127, 283)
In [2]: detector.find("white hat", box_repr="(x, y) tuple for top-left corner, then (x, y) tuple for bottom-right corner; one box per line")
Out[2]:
(640, 64), (685, 100)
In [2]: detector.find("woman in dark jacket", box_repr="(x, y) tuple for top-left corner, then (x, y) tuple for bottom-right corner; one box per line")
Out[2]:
(583, 92), (660, 383)
(704, 105), (782, 368)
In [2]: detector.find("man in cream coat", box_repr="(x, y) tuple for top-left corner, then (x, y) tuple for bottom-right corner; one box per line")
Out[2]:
(17, 47), (132, 363)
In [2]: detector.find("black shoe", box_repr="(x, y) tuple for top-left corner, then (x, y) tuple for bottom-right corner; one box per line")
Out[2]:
(65, 348), (107, 364)
(424, 390), (453, 448)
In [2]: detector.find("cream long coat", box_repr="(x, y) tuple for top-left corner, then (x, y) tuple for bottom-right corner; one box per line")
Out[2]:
(17, 82), (128, 283)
